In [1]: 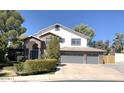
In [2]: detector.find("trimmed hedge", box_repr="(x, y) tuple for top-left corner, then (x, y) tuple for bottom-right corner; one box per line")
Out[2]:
(24, 59), (57, 74)
(14, 59), (57, 75)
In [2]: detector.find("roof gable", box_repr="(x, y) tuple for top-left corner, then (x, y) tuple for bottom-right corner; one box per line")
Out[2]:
(24, 36), (42, 42)
(34, 23), (90, 39)
(39, 32), (60, 38)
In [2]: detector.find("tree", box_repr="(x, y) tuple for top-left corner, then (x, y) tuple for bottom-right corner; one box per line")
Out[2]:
(0, 10), (26, 62)
(74, 24), (95, 45)
(89, 41), (96, 47)
(112, 33), (124, 53)
(95, 40), (105, 49)
(103, 40), (111, 55)
(43, 36), (60, 62)
(90, 40), (110, 55)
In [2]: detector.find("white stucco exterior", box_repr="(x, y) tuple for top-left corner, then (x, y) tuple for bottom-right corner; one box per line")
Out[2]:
(36, 25), (88, 48)
(24, 24), (105, 61)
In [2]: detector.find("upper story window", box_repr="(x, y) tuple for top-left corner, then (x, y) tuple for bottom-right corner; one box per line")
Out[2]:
(55, 25), (60, 31)
(60, 38), (65, 43)
(45, 38), (51, 45)
(71, 38), (81, 46)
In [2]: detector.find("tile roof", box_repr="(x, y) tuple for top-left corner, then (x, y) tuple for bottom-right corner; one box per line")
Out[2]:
(60, 47), (106, 52)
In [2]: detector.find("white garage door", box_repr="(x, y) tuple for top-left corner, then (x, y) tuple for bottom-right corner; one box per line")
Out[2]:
(60, 52), (99, 64)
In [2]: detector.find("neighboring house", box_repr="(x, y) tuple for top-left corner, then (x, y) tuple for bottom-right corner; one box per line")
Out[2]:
(24, 23), (105, 64)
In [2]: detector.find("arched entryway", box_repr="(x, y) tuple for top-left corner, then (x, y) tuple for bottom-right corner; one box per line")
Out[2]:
(24, 36), (44, 60)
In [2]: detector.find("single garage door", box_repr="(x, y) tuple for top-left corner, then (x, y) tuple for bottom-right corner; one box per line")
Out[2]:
(87, 54), (99, 64)
(61, 51), (83, 63)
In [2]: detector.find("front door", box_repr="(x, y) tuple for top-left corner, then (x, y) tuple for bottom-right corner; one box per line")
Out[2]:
(30, 49), (38, 59)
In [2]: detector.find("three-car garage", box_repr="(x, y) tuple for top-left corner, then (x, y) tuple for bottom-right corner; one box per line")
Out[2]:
(60, 47), (105, 64)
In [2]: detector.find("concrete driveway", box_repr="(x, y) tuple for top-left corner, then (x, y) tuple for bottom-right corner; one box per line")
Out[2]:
(1, 63), (124, 81)
(48, 63), (124, 81)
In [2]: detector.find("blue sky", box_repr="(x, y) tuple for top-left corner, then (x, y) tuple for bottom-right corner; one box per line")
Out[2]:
(19, 10), (124, 42)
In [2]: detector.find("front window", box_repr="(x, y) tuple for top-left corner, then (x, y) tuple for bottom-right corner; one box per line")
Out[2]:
(71, 38), (81, 46)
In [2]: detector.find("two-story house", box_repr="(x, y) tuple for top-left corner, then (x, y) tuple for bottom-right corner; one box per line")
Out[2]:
(24, 23), (105, 64)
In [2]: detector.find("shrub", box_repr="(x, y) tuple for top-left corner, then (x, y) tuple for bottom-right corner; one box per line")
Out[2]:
(24, 59), (57, 74)
(0, 49), (6, 63)
(14, 62), (24, 72)
(14, 59), (57, 75)
(44, 36), (60, 63)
